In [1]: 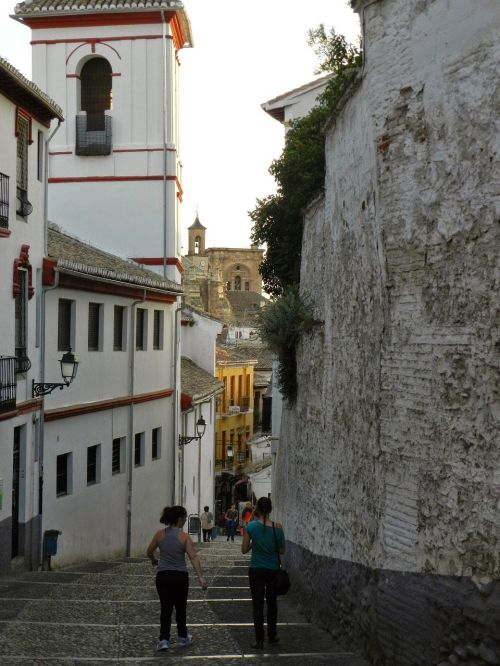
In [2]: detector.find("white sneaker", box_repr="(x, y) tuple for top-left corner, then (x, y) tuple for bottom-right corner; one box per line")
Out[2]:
(178, 634), (193, 647)
(157, 639), (169, 651)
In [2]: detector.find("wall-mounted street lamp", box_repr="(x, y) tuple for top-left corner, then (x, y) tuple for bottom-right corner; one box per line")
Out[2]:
(178, 416), (206, 447)
(32, 349), (79, 398)
(226, 444), (234, 461)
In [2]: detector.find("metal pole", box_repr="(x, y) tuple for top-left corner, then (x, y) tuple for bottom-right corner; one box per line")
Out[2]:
(197, 428), (202, 543)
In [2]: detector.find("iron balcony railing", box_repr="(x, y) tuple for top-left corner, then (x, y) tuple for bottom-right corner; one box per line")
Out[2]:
(16, 187), (33, 217)
(76, 113), (112, 156)
(15, 347), (32, 374)
(0, 356), (17, 412)
(0, 172), (9, 228)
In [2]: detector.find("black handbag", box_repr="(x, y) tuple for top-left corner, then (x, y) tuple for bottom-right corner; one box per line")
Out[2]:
(272, 522), (291, 596)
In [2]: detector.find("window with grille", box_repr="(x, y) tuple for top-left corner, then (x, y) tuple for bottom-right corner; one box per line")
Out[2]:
(16, 114), (32, 216)
(15, 269), (28, 371)
(114, 306), (125, 351)
(56, 452), (72, 496)
(136, 308), (146, 351)
(58, 299), (73, 351)
(112, 437), (124, 474)
(87, 444), (101, 485)
(88, 302), (102, 351)
(0, 172), (9, 228)
(76, 58), (112, 155)
(152, 427), (161, 460)
(134, 432), (145, 467)
(153, 310), (163, 350)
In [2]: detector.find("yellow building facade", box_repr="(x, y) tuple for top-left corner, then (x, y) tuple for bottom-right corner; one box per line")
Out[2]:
(215, 349), (257, 472)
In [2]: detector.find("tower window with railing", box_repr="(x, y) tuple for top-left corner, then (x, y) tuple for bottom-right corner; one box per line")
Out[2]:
(76, 58), (112, 155)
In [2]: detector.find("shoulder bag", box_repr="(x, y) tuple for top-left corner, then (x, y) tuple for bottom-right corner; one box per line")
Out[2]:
(272, 522), (291, 596)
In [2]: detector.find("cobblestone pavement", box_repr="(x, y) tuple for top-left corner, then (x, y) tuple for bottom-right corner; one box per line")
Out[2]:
(0, 539), (368, 665)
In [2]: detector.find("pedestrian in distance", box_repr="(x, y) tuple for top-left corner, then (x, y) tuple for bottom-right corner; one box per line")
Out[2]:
(146, 505), (208, 653)
(225, 503), (238, 541)
(242, 501), (254, 527)
(200, 505), (214, 542)
(241, 496), (285, 649)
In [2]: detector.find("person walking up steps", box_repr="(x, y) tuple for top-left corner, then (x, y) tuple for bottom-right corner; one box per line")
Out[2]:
(225, 503), (238, 541)
(146, 505), (208, 652)
(241, 496), (285, 649)
(200, 506), (214, 542)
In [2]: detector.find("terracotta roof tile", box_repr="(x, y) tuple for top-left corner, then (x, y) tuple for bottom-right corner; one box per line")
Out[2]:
(181, 357), (224, 402)
(48, 224), (182, 293)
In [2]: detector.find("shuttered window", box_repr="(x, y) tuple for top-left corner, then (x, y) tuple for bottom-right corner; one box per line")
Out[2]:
(134, 432), (144, 467)
(88, 302), (102, 351)
(58, 299), (73, 351)
(114, 306), (125, 351)
(56, 453), (71, 496)
(136, 308), (146, 351)
(152, 427), (161, 460)
(15, 269), (27, 362)
(153, 310), (162, 350)
(112, 437), (123, 474)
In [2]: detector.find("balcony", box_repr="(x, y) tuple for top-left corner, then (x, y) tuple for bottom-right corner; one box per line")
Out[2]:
(16, 187), (33, 217)
(0, 356), (17, 412)
(15, 347), (31, 374)
(0, 172), (9, 228)
(76, 112), (112, 156)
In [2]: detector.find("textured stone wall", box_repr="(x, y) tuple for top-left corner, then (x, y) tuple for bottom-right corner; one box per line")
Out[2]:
(274, 0), (500, 663)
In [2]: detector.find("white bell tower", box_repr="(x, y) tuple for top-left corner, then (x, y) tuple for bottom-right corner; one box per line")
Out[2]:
(14, 0), (193, 283)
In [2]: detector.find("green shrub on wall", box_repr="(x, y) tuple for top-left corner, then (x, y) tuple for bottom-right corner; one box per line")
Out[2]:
(258, 288), (321, 404)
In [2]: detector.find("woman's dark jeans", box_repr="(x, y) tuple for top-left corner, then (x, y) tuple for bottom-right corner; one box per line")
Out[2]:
(248, 567), (278, 642)
(226, 520), (236, 540)
(155, 570), (189, 641)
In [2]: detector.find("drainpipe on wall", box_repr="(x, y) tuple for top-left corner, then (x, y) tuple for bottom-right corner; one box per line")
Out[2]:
(35, 119), (63, 568)
(161, 10), (168, 280)
(172, 302), (184, 504)
(126, 290), (146, 557)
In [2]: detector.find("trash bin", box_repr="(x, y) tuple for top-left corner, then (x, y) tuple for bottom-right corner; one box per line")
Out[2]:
(42, 530), (62, 571)
(187, 514), (200, 536)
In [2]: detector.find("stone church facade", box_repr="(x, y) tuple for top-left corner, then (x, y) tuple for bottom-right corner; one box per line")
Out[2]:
(182, 216), (265, 324)
(273, 0), (500, 664)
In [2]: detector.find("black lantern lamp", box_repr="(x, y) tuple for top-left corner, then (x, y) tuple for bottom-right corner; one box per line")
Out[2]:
(179, 415), (206, 446)
(33, 349), (80, 397)
(226, 444), (234, 461)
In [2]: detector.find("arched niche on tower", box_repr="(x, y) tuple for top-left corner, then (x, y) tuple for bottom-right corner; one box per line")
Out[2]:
(225, 262), (252, 291)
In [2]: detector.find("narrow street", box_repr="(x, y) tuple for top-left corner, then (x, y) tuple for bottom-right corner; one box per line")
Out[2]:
(0, 539), (368, 665)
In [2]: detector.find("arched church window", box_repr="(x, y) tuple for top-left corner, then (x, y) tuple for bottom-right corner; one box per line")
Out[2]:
(194, 236), (201, 254)
(234, 275), (241, 290)
(81, 58), (112, 131)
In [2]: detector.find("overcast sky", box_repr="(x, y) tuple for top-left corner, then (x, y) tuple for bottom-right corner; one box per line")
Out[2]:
(0, 1), (360, 249)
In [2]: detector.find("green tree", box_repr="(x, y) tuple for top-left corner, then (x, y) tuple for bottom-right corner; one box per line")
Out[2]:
(252, 26), (361, 401)
(250, 25), (361, 296)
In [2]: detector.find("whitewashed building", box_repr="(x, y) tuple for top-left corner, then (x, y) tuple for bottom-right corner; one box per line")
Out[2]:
(0, 56), (63, 571)
(13, 0), (193, 278)
(42, 224), (182, 565)
(179, 307), (223, 526)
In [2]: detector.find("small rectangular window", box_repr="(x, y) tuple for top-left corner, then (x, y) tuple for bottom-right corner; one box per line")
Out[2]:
(88, 302), (102, 351)
(114, 306), (125, 351)
(153, 310), (163, 350)
(37, 131), (44, 182)
(136, 308), (146, 351)
(112, 437), (125, 474)
(56, 452), (72, 496)
(134, 432), (144, 467)
(152, 427), (161, 460)
(87, 444), (101, 485)
(58, 299), (73, 351)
